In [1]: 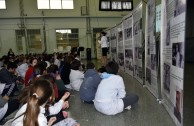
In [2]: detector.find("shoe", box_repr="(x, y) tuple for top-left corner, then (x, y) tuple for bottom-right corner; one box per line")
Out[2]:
(125, 105), (131, 110)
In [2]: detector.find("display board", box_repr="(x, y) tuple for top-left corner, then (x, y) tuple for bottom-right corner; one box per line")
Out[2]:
(133, 2), (143, 84)
(161, 0), (186, 125)
(106, 30), (111, 60)
(117, 23), (125, 71)
(110, 27), (118, 62)
(145, 0), (158, 98)
(123, 15), (134, 76)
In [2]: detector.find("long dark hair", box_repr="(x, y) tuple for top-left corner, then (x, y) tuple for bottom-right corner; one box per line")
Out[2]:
(23, 79), (53, 126)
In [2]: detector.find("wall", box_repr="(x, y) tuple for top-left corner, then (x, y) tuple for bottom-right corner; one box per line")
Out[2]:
(0, 0), (141, 58)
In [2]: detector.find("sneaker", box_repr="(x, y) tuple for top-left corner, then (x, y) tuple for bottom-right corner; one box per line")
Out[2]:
(125, 105), (132, 110)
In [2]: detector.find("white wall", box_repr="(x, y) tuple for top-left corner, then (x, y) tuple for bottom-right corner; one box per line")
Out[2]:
(0, 0), (141, 58)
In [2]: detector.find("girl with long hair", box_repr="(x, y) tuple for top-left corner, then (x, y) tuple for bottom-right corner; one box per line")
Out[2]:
(12, 79), (56, 126)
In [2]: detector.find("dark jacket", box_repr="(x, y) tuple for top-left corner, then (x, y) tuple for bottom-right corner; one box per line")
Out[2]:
(0, 68), (16, 96)
(79, 69), (101, 102)
(60, 62), (71, 85)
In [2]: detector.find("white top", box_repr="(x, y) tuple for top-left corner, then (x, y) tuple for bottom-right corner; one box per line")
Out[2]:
(12, 104), (47, 126)
(98, 36), (108, 48)
(94, 75), (126, 115)
(16, 63), (29, 79)
(12, 99), (64, 126)
(54, 59), (61, 68)
(69, 69), (84, 91)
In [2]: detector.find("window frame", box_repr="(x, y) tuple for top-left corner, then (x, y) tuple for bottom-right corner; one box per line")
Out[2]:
(56, 28), (79, 49)
(37, 0), (74, 9)
(0, 0), (6, 9)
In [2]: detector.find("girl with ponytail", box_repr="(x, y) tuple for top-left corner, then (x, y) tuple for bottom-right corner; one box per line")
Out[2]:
(12, 79), (56, 126)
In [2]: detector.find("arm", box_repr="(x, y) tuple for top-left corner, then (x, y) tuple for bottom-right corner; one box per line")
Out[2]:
(0, 95), (7, 107)
(49, 92), (70, 115)
(117, 78), (126, 99)
(49, 100), (64, 115)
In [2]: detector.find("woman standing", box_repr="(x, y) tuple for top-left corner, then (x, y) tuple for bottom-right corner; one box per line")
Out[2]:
(98, 31), (108, 66)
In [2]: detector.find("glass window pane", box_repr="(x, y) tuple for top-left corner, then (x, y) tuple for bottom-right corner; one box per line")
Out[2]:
(50, 0), (61, 9)
(62, 0), (74, 9)
(0, 0), (6, 9)
(37, 0), (49, 9)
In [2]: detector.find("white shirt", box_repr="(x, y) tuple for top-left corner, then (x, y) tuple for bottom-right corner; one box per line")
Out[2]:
(16, 63), (29, 79)
(12, 104), (47, 126)
(98, 36), (108, 48)
(69, 69), (84, 91)
(94, 75), (126, 115)
(12, 99), (64, 126)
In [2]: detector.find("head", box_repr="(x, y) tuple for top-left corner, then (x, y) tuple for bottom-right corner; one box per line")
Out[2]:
(64, 55), (74, 64)
(33, 62), (47, 77)
(7, 62), (17, 73)
(71, 59), (81, 70)
(86, 62), (95, 69)
(23, 79), (54, 126)
(9, 48), (12, 52)
(106, 61), (119, 75)
(30, 58), (38, 67)
(101, 31), (107, 36)
(98, 66), (107, 73)
(47, 64), (59, 75)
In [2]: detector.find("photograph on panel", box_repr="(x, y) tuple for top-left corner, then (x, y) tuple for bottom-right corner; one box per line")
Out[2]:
(138, 47), (142, 59)
(134, 65), (138, 77)
(118, 53), (124, 66)
(135, 47), (138, 59)
(174, 0), (186, 17)
(147, 36), (150, 55)
(172, 42), (184, 68)
(166, 21), (170, 46)
(138, 67), (142, 79)
(151, 54), (156, 70)
(163, 63), (170, 93)
(146, 68), (151, 85)
(174, 88), (182, 123)
(118, 31), (123, 42)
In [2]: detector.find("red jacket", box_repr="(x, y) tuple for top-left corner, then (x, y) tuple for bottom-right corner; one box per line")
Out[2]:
(24, 66), (34, 86)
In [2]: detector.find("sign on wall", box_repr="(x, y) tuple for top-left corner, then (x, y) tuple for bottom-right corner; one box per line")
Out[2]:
(123, 15), (134, 76)
(117, 23), (125, 71)
(161, 0), (186, 125)
(133, 2), (143, 84)
(145, 0), (159, 98)
(110, 27), (117, 62)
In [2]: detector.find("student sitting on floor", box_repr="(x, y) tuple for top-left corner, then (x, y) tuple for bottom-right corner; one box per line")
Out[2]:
(69, 60), (84, 91)
(0, 62), (18, 98)
(80, 62), (101, 103)
(94, 61), (139, 115)
(12, 79), (80, 126)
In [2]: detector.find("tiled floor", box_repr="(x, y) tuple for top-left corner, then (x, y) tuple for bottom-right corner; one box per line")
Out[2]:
(67, 66), (176, 126)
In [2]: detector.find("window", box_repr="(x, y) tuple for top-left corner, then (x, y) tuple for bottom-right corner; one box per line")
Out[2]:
(99, 0), (133, 11)
(37, 0), (74, 9)
(0, 0), (6, 9)
(56, 29), (79, 49)
(16, 29), (42, 51)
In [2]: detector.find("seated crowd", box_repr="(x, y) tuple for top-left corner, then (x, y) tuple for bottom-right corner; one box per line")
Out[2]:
(0, 50), (139, 126)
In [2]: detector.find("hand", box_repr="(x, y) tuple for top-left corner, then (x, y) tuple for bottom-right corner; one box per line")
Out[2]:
(3, 95), (9, 101)
(62, 101), (69, 109)
(48, 117), (56, 126)
(61, 92), (70, 101)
